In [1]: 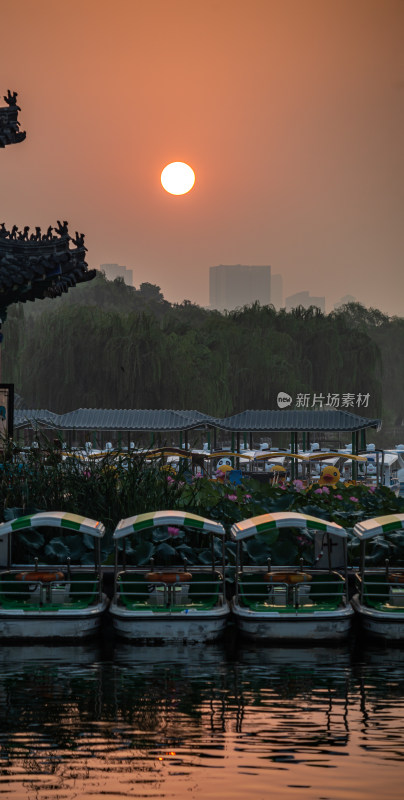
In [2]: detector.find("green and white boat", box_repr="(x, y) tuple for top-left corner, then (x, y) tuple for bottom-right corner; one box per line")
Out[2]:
(109, 510), (230, 642)
(351, 513), (404, 640)
(230, 511), (354, 642)
(0, 511), (108, 639)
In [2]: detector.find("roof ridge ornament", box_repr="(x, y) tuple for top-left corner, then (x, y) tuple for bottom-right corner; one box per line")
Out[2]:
(0, 90), (25, 147)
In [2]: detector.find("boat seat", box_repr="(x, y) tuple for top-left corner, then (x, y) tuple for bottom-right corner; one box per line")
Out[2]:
(361, 574), (402, 610)
(305, 573), (344, 611)
(0, 572), (32, 602)
(118, 574), (151, 606)
(238, 573), (273, 606)
(68, 573), (98, 605)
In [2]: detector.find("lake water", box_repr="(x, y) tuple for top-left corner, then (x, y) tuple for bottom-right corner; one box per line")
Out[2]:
(1, 629), (404, 800)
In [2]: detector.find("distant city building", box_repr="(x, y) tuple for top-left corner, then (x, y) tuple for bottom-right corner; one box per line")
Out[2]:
(270, 273), (283, 309)
(100, 263), (133, 287)
(333, 294), (356, 309)
(209, 264), (271, 311)
(285, 291), (325, 313)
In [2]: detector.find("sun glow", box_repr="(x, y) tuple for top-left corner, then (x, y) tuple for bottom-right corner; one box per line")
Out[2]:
(161, 162), (195, 195)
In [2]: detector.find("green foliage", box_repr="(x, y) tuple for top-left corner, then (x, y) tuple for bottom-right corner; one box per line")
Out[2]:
(3, 289), (394, 421)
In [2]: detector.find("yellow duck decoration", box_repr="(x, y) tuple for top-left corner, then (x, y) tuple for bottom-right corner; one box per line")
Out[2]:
(318, 465), (340, 488)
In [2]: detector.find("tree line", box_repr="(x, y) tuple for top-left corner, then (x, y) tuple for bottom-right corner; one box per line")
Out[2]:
(2, 272), (402, 428)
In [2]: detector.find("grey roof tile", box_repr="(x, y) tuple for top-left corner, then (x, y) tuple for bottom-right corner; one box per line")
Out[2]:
(13, 407), (381, 433)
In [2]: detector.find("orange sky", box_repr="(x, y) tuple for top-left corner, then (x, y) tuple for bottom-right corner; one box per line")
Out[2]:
(1, 0), (403, 314)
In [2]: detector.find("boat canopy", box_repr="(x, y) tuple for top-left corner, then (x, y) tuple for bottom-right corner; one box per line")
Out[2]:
(306, 452), (367, 462)
(206, 451), (253, 461)
(352, 513), (404, 540)
(145, 448), (192, 460)
(230, 511), (346, 541)
(113, 510), (226, 540)
(0, 511), (105, 538)
(252, 452), (306, 462)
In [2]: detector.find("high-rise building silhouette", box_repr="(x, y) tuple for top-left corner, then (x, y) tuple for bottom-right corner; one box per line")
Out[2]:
(209, 264), (271, 311)
(285, 290), (325, 313)
(270, 273), (283, 309)
(333, 294), (356, 309)
(100, 263), (133, 287)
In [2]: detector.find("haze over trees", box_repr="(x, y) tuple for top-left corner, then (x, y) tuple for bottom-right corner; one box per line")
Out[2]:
(2, 272), (402, 432)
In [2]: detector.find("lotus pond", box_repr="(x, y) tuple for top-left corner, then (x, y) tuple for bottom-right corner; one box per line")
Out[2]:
(1, 448), (403, 569)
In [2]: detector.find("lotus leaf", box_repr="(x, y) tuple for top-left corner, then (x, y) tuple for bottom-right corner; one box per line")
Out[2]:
(270, 493), (295, 511)
(83, 533), (96, 550)
(212, 536), (224, 558)
(175, 544), (197, 563)
(44, 537), (70, 563)
(63, 533), (86, 561)
(155, 542), (177, 560)
(152, 528), (173, 542)
(198, 549), (215, 565)
(257, 529), (279, 546)
(225, 541), (237, 564)
(4, 507), (25, 521)
(132, 541), (155, 565)
(15, 529), (45, 552)
(244, 538), (271, 563)
(81, 551), (97, 565)
(270, 537), (299, 566)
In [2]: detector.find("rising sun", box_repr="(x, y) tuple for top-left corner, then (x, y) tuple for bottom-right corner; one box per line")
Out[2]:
(161, 162), (195, 195)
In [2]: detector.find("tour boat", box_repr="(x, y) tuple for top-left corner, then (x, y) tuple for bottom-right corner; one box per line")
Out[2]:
(109, 510), (230, 642)
(350, 513), (404, 640)
(230, 511), (354, 642)
(0, 511), (108, 639)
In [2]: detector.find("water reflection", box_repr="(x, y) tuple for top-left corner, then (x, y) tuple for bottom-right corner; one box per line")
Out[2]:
(0, 641), (404, 800)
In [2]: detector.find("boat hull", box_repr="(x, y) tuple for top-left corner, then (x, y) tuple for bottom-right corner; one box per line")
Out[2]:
(351, 593), (404, 640)
(109, 601), (230, 643)
(231, 600), (354, 642)
(0, 595), (109, 640)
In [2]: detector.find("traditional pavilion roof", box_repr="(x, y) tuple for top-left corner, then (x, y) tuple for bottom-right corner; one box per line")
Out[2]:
(215, 409), (381, 432)
(13, 407), (381, 433)
(1, 91), (95, 321)
(0, 225), (96, 320)
(14, 409), (60, 429)
(54, 408), (212, 431)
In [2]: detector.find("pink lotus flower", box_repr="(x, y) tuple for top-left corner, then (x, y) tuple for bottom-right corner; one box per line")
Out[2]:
(350, 496), (359, 503)
(168, 526), (180, 537)
(368, 485), (376, 493)
(322, 486), (330, 494)
(335, 494), (343, 500)
(166, 475), (174, 484)
(293, 479), (305, 492)
(244, 494), (252, 501)
(228, 494), (238, 502)
(192, 473), (204, 480)
(314, 488), (323, 495)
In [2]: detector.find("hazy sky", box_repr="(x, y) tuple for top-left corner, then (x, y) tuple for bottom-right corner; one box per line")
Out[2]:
(1, 0), (403, 314)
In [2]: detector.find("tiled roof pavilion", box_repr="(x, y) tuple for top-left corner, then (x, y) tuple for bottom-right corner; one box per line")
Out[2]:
(14, 408), (381, 434)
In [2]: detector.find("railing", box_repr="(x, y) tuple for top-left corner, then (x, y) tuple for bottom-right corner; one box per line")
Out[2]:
(237, 572), (345, 609)
(357, 573), (404, 608)
(0, 572), (100, 607)
(117, 571), (222, 610)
